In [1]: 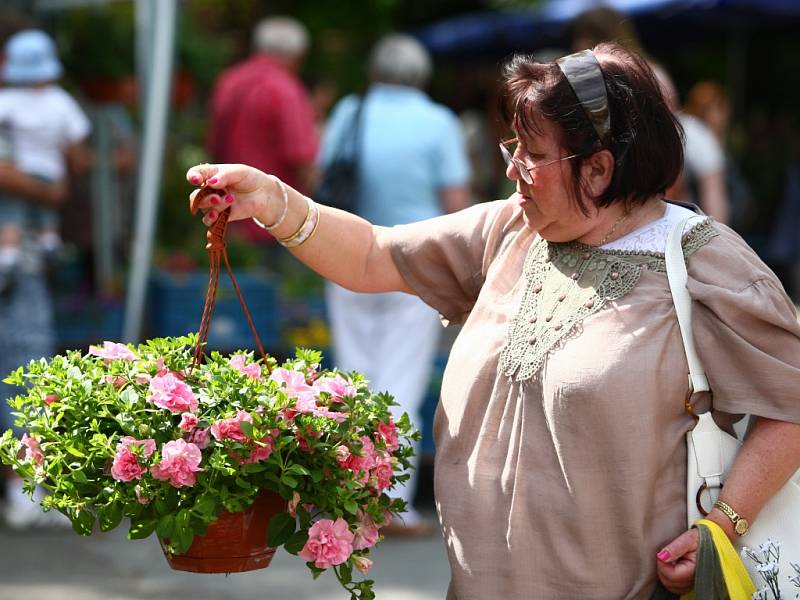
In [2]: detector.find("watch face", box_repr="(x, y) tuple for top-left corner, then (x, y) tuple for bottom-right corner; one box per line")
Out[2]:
(735, 520), (749, 535)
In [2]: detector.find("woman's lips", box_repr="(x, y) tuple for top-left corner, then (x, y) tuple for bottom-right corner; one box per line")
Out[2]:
(515, 191), (533, 206)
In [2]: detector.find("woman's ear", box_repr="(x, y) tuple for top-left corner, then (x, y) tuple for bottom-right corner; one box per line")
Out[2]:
(582, 149), (615, 197)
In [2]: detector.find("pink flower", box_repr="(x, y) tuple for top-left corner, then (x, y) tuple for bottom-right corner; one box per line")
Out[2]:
(44, 394), (59, 405)
(337, 437), (379, 485)
(210, 411), (252, 443)
(111, 437), (155, 482)
(352, 511), (380, 550)
(376, 420), (399, 452)
(187, 427), (210, 449)
(20, 434), (44, 466)
(229, 355), (263, 380)
(270, 368), (318, 407)
(244, 436), (274, 464)
(103, 375), (127, 389)
(370, 455), (394, 493)
(298, 518), (355, 568)
(148, 371), (198, 414)
(315, 375), (356, 401)
(111, 447), (146, 482)
(89, 341), (137, 362)
(150, 439), (203, 488)
(118, 436), (156, 458)
(351, 555), (373, 575)
(179, 412), (198, 432)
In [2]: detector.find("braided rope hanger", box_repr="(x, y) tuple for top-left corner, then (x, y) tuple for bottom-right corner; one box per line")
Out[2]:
(189, 187), (270, 372)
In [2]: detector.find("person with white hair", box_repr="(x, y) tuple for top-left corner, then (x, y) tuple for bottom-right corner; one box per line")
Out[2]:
(207, 16), (317, 243)
(317, 33), (471, 536)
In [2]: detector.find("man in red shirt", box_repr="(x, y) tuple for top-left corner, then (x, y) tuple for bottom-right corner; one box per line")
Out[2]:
(208, 16), (318, 242)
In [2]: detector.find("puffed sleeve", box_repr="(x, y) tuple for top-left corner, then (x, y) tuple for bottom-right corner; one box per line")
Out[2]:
(385, 199), (521, 325)
(688, 222), (800, 422)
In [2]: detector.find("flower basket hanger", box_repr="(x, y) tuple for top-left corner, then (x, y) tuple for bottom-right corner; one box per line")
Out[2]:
(189, 186), (268, 371)
(162, 186), (284, 574)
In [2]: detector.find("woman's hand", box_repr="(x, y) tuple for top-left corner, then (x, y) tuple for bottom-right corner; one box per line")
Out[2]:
(656, 528), (699, 594)
(185, 163), (280, 226)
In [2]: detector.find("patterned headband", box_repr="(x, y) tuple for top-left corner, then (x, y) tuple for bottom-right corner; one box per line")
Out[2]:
(556, 49), (611, 143)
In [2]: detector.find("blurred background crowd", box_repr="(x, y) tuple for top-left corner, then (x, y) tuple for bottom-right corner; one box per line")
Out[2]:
(0, 0), (799, 539)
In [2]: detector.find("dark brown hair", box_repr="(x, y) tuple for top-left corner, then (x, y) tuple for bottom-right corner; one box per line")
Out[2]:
(499, 42), (684, 213)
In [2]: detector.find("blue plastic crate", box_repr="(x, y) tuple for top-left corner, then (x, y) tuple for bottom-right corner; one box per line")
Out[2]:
(149, 269), (279, 352)
(55, 299), (125, 349)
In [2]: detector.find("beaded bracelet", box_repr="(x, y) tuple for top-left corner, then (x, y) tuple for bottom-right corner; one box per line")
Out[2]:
(252, 176), (290, 232)
(278, 196), (320, 248)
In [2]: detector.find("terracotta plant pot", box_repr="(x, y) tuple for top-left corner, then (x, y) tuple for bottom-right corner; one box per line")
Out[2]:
(161, 490), (286, 573)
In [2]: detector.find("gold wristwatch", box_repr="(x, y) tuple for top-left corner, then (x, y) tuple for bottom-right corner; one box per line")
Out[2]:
(714, 500), (749, 536)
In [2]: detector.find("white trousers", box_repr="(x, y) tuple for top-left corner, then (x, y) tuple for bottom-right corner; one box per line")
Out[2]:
(325, 283), (441, 513)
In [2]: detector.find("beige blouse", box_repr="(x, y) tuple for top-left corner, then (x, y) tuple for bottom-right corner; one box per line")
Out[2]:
(386, 199), (800, 599)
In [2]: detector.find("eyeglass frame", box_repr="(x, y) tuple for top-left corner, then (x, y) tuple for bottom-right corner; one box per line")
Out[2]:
(499, 137), (582, 184)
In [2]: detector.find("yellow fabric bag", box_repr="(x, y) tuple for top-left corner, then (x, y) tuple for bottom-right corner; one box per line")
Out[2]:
(680, 519), (756, 600)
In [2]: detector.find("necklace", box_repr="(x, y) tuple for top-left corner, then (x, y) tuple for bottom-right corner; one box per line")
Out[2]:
(596, 209), (631, 246)
(593, 199), (665, 247)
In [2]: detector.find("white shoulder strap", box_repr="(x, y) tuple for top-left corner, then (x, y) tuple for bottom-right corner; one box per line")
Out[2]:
(665, 217), (710, 394)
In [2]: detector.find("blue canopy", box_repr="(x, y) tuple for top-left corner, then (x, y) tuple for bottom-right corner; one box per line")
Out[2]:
(416, 0), (800, 57)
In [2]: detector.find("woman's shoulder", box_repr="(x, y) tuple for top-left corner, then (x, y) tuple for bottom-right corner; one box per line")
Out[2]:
(688, 219), (782, 292)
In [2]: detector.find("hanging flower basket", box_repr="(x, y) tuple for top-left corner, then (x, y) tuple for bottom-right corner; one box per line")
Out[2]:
(0, 191), (419, 599)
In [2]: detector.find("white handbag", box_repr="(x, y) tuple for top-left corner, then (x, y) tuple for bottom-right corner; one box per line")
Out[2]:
(666, 216), (800, 596)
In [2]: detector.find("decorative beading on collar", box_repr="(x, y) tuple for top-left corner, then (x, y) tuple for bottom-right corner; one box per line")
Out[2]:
(499, 218), (717, 382)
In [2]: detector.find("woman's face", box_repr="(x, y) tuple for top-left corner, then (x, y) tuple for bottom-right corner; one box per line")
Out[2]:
(506, 118), (601, 242)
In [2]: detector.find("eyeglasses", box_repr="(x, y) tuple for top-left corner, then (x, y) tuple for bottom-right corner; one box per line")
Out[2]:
(499, 137), (581, 185)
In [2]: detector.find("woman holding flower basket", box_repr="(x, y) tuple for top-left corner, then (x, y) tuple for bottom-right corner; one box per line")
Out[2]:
(186, 42), (800, 598)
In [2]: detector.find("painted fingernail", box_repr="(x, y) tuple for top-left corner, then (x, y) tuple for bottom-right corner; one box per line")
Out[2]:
(207, 177), (219, 185)
(189, 174), (201, 184)
(207, 210), (217, 220)
(224, 193), (234, 204)
(657, 550), (671, 561)
(209, 195), (220, 205)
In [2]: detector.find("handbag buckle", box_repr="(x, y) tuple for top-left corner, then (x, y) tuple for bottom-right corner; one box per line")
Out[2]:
(695, 481), (722, 516)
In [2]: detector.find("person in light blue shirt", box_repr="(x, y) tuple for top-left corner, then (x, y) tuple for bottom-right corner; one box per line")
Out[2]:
(319, 33), (470, 536)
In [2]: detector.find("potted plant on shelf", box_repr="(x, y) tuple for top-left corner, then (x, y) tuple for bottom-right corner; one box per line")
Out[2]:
(0, 336), (417, 599)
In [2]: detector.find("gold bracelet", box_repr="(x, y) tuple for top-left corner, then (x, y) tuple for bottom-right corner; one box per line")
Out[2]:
(288, 202), (320, 249)
(281, 201), (319, 248)
(277, 196), (313, 245)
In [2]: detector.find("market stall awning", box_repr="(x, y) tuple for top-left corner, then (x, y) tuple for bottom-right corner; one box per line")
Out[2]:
(415, 0), (800, 57)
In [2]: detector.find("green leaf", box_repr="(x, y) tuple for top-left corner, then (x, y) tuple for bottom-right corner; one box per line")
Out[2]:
(65, 444), (86, 458)
(267, 511), (295, 547)
(280, 474), (298, 489)
(156, 514), (175, 539)
(99, 502), (123, 532)
(195, 493), (216, 517)
(70, 508), (95, 536)
(239, 420), (254, 438)
(343, 500), (358, 515)
(285, 464), (310, 476)
(310, 469), (324, 483)
(339, 560), (353, 584)
(283, 530), (309, 555)
(128, 518), (157, 540)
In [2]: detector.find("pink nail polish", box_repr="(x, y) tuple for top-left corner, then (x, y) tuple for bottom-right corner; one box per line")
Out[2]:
(189, 174), (201, 184)
(208, 210), (217, 220)
(224, 193), (234, 204)
(657, 550), (670, 561)
(207, 177), (219, 185)
(210, 195), (220, 205)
